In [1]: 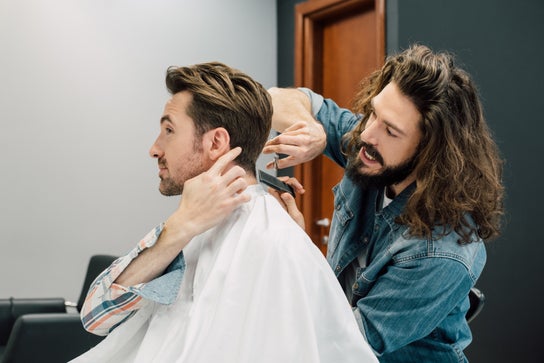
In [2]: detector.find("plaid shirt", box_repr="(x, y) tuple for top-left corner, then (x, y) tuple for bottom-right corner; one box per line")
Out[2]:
(80, 223), (185, 336)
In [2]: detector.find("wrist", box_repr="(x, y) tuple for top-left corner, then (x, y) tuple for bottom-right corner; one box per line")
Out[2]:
(160, 216), (195, 251)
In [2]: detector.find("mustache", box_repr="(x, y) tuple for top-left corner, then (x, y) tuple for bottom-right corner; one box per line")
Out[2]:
(158, 158), (167, 168)
(357, 141), (384, 165)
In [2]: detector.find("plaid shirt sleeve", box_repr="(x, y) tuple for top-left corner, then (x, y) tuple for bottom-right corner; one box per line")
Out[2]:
(81, 223), (185, 336)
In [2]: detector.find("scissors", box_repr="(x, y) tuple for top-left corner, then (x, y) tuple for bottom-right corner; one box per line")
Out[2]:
(273, 153), (280, 170)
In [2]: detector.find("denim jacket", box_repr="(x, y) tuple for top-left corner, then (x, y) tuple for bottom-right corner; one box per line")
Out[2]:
(301, 88), (486, 362)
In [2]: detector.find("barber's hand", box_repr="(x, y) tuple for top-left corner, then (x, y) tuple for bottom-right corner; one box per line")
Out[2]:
(167, 147), (250, 241)
(262, 120), (326, 170)
(267, 177), (306, 230)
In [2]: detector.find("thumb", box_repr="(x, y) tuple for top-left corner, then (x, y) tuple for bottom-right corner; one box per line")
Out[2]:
(281, 192), (297, 212)
(280, 193), (305, 229)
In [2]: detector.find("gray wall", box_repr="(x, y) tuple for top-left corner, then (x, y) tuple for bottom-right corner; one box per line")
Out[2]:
(279, 0), (543, 361)
(0, 0), (276, 302)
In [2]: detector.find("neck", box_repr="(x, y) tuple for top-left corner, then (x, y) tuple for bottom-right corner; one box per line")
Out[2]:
(221, 162), (258, 186)
(388, 174), (416, 198)
(245, 173), (258, 185)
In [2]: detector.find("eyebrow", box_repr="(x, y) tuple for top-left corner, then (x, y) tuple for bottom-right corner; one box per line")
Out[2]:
(370, 99), (407, 137)
(160, 115), (171, 124)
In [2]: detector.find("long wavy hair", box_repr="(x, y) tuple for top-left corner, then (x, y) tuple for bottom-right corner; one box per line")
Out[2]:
(345, 45), (504, 243)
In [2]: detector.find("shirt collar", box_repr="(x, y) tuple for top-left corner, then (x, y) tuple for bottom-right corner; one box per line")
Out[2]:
(381, 181), (416, 216)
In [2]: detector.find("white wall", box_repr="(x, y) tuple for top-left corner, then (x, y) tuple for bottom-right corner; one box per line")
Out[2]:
(0, 0), (276, 301)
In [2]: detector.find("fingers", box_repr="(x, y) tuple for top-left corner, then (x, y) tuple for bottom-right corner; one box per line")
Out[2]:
(263, 140), (307, 155)
(264, 155), (297, 170)
(264, 128), (309, 148)
(221, 166), (249, 195)
(279, 192), (305, 230)
(265, 160), (274, 170)
(208, 146), (242, 176)
(163, 146), (254, 243)
(277, 176), (305, 194)
(263, 122), (309, 148)
(205, 146), (249, 196)
(263, 137), (311, 169)
(174, 150), (250, 238)
(262, 119), (326, 169)
(264, 175), (306, 229)
(283, 120), (309, 133)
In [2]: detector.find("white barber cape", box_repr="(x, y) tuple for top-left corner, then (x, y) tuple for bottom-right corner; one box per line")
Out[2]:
(73, 185), (377, 363)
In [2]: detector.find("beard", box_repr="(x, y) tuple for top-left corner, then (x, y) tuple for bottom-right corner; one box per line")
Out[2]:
(345, 141), (418, 189)
(158, 141), (204, 196)
(159, 174), (187, 196)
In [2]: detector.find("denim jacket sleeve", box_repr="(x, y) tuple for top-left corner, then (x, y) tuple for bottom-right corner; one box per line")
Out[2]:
(298, 87), (362, 168)
(353, 253), (473, 355)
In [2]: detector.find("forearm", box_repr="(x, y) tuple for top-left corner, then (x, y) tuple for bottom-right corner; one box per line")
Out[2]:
(115, 222), (192, 287)
(268, 87), (315, 132)
(81, 225), (187, 335)
(80, 253), (147, 336)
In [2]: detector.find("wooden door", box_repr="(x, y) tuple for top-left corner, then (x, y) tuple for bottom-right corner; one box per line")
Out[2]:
(294, 0), (385, 254)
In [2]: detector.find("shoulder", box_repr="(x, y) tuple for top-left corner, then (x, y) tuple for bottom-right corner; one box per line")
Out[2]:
(390, 230), (486, 282)
(251, 193), (328, 259)
(243, 192), (312, 243)
(318, 98), (361, 133)
(298, 87), (360, 136)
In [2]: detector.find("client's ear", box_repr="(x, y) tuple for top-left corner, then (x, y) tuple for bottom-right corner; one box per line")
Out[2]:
(203, 127), (231, 161)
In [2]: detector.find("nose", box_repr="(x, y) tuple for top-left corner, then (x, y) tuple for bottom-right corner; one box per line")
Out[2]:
(149, 138), (163, 159)
(360, 120), (379, 146)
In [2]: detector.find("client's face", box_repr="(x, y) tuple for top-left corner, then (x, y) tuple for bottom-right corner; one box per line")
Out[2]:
(149, 91), (206, 196)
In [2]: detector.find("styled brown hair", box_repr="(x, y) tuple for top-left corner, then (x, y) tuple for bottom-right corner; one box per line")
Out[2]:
(345, 45), (504, 243)
(165, 62), (272, 174)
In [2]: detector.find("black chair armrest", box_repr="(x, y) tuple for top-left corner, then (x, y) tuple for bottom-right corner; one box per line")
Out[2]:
(466, 287), (485, 323)
(1, 313), (104, 363)
(0, 298), (66, 346)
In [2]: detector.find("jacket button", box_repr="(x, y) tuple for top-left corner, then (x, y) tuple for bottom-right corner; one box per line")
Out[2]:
(335, 265), (341, 272)
(353, 283), (359, 290)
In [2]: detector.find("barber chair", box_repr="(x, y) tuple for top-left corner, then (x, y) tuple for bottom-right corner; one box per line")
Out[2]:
(466, 287), (485, 323)
(0, 254), (118, 363)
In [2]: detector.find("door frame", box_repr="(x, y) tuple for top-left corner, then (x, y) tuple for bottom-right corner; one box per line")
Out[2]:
(293, 0), (385, 252)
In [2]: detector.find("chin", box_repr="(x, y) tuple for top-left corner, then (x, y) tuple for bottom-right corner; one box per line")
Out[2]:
(159, 180), (184, 196)
(358, 166), (381, 177)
